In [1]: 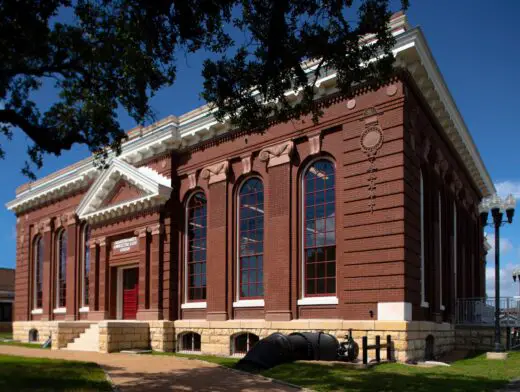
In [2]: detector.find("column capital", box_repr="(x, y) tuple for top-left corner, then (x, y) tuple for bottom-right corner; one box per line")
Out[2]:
(259, 140), (294, 167)
(307, 131), (322, 155)
(148, 223), (164, 236)
(201, 160), (229, 184)
(134, 227), (148, 238)
(241, 154), (252, 175)
(188, 172), (198, 189)
(97, 237), (107, 247)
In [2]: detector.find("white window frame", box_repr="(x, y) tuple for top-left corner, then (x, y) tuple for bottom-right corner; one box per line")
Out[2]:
(299, 157), (338, 304)
(54, 229), (67, 311)
(32, 236), (43, 313)
(235, 176), (265, 306)
(178, 332), (202, 353)
(231, 332), (259, 356)
(80, 224), (90, 311)
(183, 191), (207, 306)
(420, 171), (429, 308)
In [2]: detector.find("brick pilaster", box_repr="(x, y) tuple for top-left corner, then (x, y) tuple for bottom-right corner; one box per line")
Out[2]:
(40, 219), (53, 321)
(202, 160), (229, 321)
(135, 227), (149, 317)
(65, 213), (78, 320)
(260, 141), (294, 321)
(90, 237), (108, 320)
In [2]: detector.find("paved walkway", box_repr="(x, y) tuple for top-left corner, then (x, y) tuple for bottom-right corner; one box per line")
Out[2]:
(0, 346), (299, 392)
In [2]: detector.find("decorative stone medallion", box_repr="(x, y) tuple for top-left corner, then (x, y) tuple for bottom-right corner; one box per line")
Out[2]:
(360, 125), (384, 213)
(360, 126), (384, 156)
(347, 99), (356, 109)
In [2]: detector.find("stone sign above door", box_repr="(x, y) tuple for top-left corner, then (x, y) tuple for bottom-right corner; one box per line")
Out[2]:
(112, 237), (138, 254)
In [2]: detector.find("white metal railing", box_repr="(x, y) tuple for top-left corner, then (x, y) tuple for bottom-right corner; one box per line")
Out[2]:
(456, 297), (520, 326)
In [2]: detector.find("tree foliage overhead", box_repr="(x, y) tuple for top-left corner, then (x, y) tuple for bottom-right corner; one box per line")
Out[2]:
(0, 0), (408, 179)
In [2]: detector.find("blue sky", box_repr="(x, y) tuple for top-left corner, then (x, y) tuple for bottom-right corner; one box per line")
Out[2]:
(1, 1), (519, 297)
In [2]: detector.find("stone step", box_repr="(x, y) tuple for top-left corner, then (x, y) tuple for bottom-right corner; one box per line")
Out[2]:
(64, 324), (99, 352)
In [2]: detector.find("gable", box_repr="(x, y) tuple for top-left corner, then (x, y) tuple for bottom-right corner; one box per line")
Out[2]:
(76, 159), (172, 222)
(101, 179), (146, 208)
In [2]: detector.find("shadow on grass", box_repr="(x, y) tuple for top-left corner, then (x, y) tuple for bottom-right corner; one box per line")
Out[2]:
(262, 361), (514, 392)
(0, 355), (112, 392)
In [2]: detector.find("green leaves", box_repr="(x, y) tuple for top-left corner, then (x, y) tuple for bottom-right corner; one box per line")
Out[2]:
(0, 0), (407, 179)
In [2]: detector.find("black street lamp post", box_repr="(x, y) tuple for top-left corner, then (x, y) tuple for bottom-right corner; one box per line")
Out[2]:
(513, 267), (520, 297)
(479, 193), (516, 353)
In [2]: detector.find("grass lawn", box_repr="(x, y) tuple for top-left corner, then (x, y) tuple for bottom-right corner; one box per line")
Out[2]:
(0, 340), (49, 349)
(158, 351), (520, 392)
(0, 332), (12, 340)
(261, 352), (520, 392)
(0, 354), (112, 391)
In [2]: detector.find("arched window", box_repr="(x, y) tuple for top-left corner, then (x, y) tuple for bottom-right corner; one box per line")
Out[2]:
(82, 224), (91, 308)
(232, 332), (259, 356)
(303, 160), (336, 296)
(238, 178), (264, 299)
(179, 332), (201, 352)
(56, 230), (67, 308)
(33, 236), (43, 309)
(186, 192), (207, 301)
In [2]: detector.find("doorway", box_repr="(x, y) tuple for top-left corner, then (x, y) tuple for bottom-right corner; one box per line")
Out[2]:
(117, 266), (139, 320)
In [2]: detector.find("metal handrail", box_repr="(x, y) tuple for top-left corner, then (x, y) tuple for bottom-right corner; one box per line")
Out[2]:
(456, 297), (520, 326)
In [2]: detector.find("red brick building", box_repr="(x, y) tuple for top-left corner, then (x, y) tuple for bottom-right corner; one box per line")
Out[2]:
(7, 14), (493, 360)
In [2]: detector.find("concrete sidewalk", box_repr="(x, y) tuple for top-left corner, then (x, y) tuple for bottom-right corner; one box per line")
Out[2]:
(0, 346), (299, 391)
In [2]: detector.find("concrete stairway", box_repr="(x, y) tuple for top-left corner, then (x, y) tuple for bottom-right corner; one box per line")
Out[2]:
(65, 323), (99, 352)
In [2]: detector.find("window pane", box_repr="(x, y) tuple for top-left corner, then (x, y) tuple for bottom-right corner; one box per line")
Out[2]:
(187, 193), (207, 301)
(304, 160), (336, 296)
(239, 178), (264, 298)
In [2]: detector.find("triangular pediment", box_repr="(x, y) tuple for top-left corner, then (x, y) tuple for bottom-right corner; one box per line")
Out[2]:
(76, 159), (171, 223)
(101, 179), (147, 208)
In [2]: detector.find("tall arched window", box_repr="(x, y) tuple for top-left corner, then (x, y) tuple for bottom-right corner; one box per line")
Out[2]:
(186, 192), (207, 301)
(33, 236), (43, 309)
(238, 178), (264, 299)
(82, 224), (91, 308)
(303, 160), (336, 296)
(56, 230), (67, 308)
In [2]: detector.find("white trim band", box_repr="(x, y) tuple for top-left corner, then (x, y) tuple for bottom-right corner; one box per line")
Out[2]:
(377, 302), (412, 321)
(297, 296), (339, 306)
(181, 302), (207, 309)
(79, 306), (90, 313)
(233, 299), (265, 308)
(53, 307), (66, 314)
(31, 308), (43, 315)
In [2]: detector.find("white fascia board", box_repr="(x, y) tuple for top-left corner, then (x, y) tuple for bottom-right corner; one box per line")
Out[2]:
(6, 163), (97, 211)
(396, 29), (494, 197)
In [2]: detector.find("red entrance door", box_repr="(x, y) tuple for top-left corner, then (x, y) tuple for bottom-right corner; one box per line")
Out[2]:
(122, 268), (138, 320)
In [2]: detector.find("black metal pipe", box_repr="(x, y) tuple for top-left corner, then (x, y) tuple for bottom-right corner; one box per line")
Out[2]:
(362, 336), (368, 364)
(375, 336), (381, 362)
(386, 335), (392, 360)
(492, 208), (503, 352)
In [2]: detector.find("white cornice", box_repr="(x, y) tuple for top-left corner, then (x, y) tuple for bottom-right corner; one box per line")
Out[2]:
(6, 21), (494, 213)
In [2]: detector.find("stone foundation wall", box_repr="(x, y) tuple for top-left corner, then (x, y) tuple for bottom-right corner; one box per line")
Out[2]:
(13, 319), (455, 361)
(50, 322), (93, 350)
(13, 321), (55, 343)
(99, 321), (150, 353)
(174, 319), (455, 362)
(455, 326), (509, 351)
